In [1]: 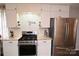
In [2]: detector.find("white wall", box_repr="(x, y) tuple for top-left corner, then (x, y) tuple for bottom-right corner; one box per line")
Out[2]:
(69, 6), (79, 19)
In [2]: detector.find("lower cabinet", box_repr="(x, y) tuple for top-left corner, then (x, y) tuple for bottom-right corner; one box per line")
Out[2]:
(3, 40), (18, 56)
(2, 40), (51, 56)
(37, 40), (51, 56)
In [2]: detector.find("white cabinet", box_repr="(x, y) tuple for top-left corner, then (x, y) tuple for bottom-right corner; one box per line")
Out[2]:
(17, 4), (41, 14)
(50, 5), (69, 18)
(3, 40), (18, 56)
(6, 9), (17, 28)
(40, 4), (50, 28)
(6, 4), (20, 28)
(40, 12), (50, 28)
(37, 40), (51, 56)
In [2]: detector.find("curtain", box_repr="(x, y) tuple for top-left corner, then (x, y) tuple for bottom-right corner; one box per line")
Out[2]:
(0, 9), (9, 39)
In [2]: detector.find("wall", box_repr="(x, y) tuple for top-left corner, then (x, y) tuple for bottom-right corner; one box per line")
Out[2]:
(69, 6), (79, 19)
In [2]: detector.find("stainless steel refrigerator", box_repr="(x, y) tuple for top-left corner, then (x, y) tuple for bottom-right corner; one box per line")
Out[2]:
(49, 17), (78, 56)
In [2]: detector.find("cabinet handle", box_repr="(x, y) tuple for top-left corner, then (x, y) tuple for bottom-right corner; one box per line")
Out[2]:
(43, 41), (46, 43)
(9, 41), (12, 43)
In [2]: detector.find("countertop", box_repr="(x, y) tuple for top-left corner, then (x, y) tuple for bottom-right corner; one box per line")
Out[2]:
(2, 35), (52, 41)
(37, 35), (52, 40)
(1, 36), (22, 41)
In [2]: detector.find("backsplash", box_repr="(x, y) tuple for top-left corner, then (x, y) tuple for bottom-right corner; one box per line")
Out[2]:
(8, 28), (22, 38)
(38, 28), (49, 37)
(8, 28), (49, 39)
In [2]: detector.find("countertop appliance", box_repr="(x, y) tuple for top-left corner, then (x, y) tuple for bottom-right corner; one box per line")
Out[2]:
(18, 31), (37, 56)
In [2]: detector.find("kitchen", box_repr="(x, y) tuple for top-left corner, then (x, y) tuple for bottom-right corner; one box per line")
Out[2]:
(0, 3), (79, 56)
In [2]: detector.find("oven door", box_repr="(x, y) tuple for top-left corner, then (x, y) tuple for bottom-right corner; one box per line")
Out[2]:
(18, 42), (37, 56)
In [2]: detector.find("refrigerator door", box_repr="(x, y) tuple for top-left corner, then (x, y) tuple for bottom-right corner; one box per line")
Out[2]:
(54, 16), (65, 47)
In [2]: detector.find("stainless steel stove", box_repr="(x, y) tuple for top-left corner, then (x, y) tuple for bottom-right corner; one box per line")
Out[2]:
(18, 31), (37, 56)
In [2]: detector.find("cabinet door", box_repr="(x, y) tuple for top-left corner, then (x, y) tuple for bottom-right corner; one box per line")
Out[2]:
(41, 12), (50, 28)
(6, 9), (17, 28)
(50, 5), (69, 18)
(3, 41), (18, 56)
(37, 40), (51, 56)
(40, 4), (50, 28)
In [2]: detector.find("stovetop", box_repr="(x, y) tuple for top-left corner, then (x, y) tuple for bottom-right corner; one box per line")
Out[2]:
(18, 34), (37, 41)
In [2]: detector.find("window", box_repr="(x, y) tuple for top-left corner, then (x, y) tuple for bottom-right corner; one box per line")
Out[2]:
(0, 9), (9, 39)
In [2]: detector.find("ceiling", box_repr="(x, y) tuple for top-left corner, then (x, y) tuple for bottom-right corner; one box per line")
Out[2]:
(0, 3), (79, 6)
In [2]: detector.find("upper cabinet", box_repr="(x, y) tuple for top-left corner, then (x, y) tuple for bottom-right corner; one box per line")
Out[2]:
(5, 4), (69, 28)
(6, 9), (18, 28)
(50, 5), (69, 18)
(6, 4), (18, 28)
(40, 4), (50, 28)
(17, 4), (41, 15)
(40, 11), (50, 28)
(40, 5), (69, 28)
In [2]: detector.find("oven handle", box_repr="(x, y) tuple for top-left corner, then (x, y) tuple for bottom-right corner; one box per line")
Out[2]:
(18, 42), (37, 46)
(18, 43), (37, 45)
